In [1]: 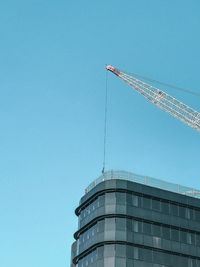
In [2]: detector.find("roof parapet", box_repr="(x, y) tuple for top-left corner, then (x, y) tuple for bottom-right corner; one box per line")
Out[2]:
(85, 170), (200, 199)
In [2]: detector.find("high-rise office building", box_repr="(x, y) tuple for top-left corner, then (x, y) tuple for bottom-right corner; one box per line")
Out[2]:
(71, 170), (200, 267)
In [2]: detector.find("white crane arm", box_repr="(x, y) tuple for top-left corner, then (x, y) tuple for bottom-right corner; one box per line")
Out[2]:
(106, 65), (200, 132)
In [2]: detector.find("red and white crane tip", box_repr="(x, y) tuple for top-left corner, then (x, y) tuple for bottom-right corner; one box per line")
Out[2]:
(106, 65), (120, 76)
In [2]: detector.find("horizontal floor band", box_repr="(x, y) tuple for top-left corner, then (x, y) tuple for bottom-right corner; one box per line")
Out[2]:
(73, 240), (200, 265)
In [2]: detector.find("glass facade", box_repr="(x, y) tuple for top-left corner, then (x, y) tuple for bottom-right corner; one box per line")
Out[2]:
(77, 244), (200, 267)
(71, 172), (200, 267)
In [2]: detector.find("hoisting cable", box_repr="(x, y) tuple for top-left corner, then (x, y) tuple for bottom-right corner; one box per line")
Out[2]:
(102, 70), (108, 174)
(127, 71), (200, 97)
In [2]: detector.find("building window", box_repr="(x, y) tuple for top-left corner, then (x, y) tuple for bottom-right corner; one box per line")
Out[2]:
(116, 218), (126, 231)
(195, 210), (200, 222)
(171, 228), (179, 242)
(171, 203), (179, 217)
(162, 226), (171, 240)
(180, 231), (188, 243)
(115, 244), (126, 258)
(105, 192), (116, 205)
(133, 220), (138, 232)
(132, 195), (139, 207)
(139, 248), (152, 262)
(152, 224), (161, 237)
(104, 244), (115, 257)
(152, 199), (161, 211)
(153, 236), (161, 248)
(189, 208), (195, 220)
(196, 234), (200, 246)
(161, 201), (170, 214)
(143, 222), (152, 235)
(116, 192), (126, 205)
(134, 247), (139, 260)
(105, 218), (115, 231)
(179, 206), (186, 218)
(143, 197), (151, 209)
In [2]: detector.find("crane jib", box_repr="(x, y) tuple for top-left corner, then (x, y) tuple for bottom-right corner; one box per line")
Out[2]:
(106, 65), (200, 133)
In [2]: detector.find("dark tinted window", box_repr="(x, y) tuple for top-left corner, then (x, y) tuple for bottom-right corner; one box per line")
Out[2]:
(162, 226), (170, 240)
(116, 192), (126, 205)
(105, 192), (116, 205)
(152, 224), (161, 236)
(189, 208), (195, 220)
(171, 204), (179, 216)
(116, 218), (126, 230)
(139, 248), (152, 262)
(196, 234), (200, 246)
(171, 228), (179, 242)
(179, 206), (186, 218)
(143, 222), (152, 235)
(195, 210), (200, 222)
(115, 244), (126, 257)
(143, 197), (151, 209)
(162, 201), (170, 214)
(152, 199), (161, 211)
(180, 231), (187, 243)
(132, 195), (138, 207)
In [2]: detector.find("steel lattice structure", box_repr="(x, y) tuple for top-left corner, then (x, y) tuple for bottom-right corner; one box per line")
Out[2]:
(106, 65), (200, 132)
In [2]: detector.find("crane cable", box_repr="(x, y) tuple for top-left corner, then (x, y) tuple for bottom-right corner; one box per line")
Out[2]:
(101, 68), (200, 173)
(102, 70), (108, 174)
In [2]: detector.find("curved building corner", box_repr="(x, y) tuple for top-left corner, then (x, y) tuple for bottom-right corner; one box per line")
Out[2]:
(70, 170), (200, 267)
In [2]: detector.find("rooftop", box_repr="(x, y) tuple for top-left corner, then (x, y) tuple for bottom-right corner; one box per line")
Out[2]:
(85, 170), (200, 199)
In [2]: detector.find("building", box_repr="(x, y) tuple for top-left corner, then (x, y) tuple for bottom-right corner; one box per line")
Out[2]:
(71, 170), (200, 267)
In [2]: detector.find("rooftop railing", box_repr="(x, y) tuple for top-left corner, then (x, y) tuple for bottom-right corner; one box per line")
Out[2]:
(85, 170), (200, 199)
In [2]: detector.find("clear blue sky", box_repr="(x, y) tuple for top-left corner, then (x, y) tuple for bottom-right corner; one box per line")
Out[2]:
(1, 1), (200, 266)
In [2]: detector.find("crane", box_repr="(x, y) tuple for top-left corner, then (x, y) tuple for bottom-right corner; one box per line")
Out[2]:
(106, 65), (200, 132)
